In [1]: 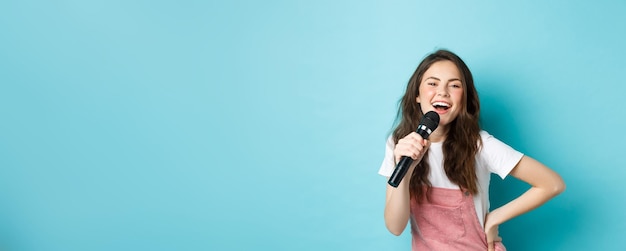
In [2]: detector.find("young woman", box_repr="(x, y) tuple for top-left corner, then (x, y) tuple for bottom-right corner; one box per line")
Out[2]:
(378, 49), (565, 250)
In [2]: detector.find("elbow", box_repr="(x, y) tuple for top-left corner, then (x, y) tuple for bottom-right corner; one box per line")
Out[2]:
(387, 226), (403, 236)
(551, 177), (566, 196)
(385, 221), (405, 236)
(383, 201), (409, 236)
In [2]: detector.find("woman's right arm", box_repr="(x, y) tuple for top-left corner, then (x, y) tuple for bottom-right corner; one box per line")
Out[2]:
(384, 132), (429, 236)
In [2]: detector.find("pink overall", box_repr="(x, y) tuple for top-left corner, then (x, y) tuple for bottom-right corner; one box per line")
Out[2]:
(410, 187), (506, 251)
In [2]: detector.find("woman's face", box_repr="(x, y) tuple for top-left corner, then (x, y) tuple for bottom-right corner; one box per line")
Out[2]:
(416, 60), (465, 127)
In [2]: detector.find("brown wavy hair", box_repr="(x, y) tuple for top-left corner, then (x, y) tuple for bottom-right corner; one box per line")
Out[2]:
(392, 49), (482, 202)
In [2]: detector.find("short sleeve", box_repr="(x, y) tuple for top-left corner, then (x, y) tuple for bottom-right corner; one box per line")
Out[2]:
(378, 136), (396, 177)
(479, 131), (524, 179)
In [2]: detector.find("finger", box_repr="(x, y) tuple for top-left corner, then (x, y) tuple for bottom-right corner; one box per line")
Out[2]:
(486, 235), (494, 249)
(406, 135), (424, 150)
(422, 139), (431, 149)
(488, 241), (495, 251)
(403, 132), (424, 144)
(412, 144), (427, 159)
(411, 131), (425, 141)
(396, 136), (430, 160)
(398, 139), (420, 154)
(395, 149), (420, 161)
(399, 142), (423, 160)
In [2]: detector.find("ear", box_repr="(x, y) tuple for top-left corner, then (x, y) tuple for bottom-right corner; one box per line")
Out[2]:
(415, 96), (421, 104)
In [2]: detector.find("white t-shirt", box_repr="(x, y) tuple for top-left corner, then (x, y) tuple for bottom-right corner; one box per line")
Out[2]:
(378, 130), (524, 227)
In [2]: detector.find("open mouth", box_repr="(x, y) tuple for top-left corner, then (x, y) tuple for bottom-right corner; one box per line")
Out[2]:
(432, 101), (450, 111)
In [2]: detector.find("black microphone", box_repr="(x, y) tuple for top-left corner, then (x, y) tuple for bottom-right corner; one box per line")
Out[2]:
(387, 111), (440, 188)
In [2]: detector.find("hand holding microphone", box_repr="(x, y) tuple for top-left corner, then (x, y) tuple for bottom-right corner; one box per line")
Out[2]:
(388, 111), (440, 188)
(393, 133), (430, 163)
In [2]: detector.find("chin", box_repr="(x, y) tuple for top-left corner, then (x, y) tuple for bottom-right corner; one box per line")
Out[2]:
(438, 115), (458, 127)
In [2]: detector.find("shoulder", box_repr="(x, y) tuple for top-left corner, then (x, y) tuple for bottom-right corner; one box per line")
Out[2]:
(385, 135), (395, 148)
(475, 130), (524, 178)
(379, 135), (397, 177)
(478, 130), (494, 141)
(478, 130), (507, 150)
(476, 129), (523, 162)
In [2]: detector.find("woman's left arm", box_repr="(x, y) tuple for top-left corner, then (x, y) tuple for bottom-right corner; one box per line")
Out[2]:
(485, 155), (566, 250)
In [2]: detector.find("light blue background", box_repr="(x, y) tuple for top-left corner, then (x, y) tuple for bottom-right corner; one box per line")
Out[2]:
(1, 1), (625, 250)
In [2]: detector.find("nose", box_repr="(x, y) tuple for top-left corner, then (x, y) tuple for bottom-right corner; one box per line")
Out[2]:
(436, 86), (449, 97)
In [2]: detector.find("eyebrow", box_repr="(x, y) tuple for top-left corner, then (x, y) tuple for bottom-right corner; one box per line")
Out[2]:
(424, 76), (462, 82)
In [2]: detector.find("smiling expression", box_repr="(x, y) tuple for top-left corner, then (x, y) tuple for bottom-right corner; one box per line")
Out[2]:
(416, 60), (465, 128)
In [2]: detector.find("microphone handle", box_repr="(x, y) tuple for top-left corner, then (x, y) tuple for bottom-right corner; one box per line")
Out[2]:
(387, 156), (413, 188)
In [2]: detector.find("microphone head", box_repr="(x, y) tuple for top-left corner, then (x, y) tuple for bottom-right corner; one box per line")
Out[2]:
(416, 111), (440, 139)
(422, 111), (440, 130)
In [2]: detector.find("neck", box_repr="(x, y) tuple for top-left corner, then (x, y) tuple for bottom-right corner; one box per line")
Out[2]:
(428, 126), (448, 143)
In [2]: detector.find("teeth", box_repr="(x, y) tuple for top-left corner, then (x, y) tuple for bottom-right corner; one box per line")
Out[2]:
(432, 102), (449, 107)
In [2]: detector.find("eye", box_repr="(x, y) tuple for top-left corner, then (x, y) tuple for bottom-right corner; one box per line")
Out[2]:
(427, 82), (437, 86)
(450, 83), (462, 88)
